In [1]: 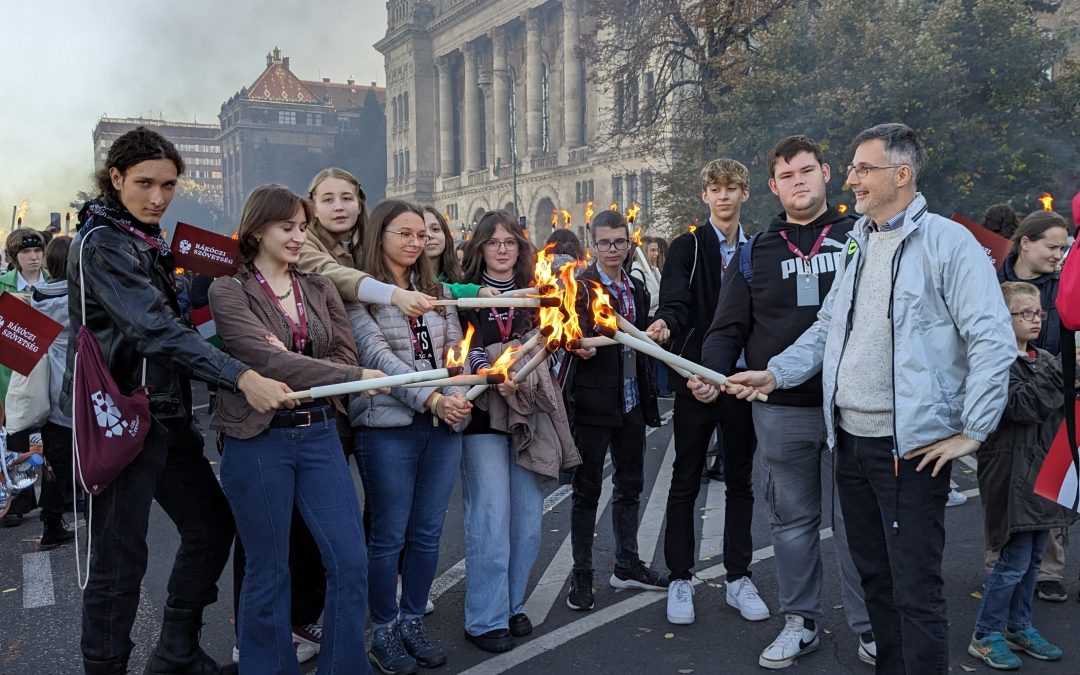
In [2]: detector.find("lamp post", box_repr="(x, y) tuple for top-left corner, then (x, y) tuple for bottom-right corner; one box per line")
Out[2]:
(478, 66), (520, 223)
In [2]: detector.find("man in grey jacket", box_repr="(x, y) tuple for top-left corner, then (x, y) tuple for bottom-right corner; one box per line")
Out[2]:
(725, 123), (1015, 674)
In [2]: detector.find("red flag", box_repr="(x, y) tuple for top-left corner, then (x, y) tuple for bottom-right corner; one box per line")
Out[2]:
(171, 222), (240, 277)
(1034, 400), (1080, 512)
(951, 213), (1012, 270)
(0, 292), (63, 376)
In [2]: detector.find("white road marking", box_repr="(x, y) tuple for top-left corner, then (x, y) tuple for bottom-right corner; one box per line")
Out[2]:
(698, 471), (727, 562)
(192, 403), (209, 411)
(635, 437), (676, 567)
(22, 551), (55, 609)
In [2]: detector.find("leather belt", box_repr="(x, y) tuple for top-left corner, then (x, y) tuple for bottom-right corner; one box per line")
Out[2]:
(269, 406), (333, 428)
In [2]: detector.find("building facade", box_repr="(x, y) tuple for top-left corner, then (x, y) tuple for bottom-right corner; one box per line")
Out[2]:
(218, 48), (387, 224)
(92, 116), (223, 193)
(375, 0), (664, 244)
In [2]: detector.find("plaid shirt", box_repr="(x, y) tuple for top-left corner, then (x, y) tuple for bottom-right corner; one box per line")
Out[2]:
(863, 209), (907, 234)
(597, 265), (640, 414)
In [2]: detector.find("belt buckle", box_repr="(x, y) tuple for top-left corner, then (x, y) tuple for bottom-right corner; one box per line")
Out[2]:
(295, 411), (314, 428)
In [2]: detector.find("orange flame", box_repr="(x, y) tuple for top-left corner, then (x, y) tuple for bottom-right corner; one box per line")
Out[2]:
(174, 267), (185, 275)
(230, 231), (239, 240)
(609, 202), (619, 212)
(560, 261), (587, 344)
(480, 344), (519, 378)
(561, 209), (572, 228)
(15, 200), (28, 222)
(585, 201), (594, 225)
(688, 223), (697, 233)
(534, 243), (558, 289)
(551, 209), (559, 227)
(589, 281), (619, 333)
(837, 204), (848, 214)
(1039, 192), (1054, 211)
(631, 226), (645, 247)
(446, 323), (475, 368)
(625, 202), (641, 224)
(585, 248), (592, 260)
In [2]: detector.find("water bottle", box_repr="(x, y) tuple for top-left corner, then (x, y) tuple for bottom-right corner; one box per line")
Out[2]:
(6, 453), (44, 491)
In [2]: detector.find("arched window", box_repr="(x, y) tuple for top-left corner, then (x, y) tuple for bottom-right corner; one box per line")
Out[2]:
(403, 92), (409, 124)
(393, 152), (400, 183)
(405, 150), (411, 178)
(541, 63), (550, 153)
(392, 98), (399, 127)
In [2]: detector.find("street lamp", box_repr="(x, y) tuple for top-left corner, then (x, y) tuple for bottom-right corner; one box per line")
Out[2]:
(478, 66), (520, 223)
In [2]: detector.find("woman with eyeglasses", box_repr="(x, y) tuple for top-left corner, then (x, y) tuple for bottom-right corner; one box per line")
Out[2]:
(421, 206), (499, 299)
(348, 199), (473, 673)
(456, 210), (580, 654)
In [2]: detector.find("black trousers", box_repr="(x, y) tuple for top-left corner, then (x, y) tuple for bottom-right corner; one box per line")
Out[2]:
(81, 418), (234, 663)
(231, 507), (328, 634)
(571, 406), (647, 572)
(664, 393), (755, 581)
(836, 430), (950, 675)
(40, 422), (74, 519)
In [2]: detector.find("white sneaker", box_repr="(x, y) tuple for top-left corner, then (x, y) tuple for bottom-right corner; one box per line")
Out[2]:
(666, 579), (695, 624)
(233, 641), (315, 664)
(858, 632), (877, 665)
(397, 580), (436, 615)
(946, 489), (968, 507)
(726, 576), (770, 621)
(759, 614), (820, 669)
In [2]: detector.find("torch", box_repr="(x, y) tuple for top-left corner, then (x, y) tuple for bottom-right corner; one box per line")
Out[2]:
(464, 327), (554, 401)
(288, 367), (463, 400)
(1039, 193), (1054, 212)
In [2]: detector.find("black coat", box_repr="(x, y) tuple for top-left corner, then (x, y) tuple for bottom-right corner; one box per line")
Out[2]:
(62, 211), (246, 420)
(566, 263), (660, 427)
(977, 348), (1069, 551)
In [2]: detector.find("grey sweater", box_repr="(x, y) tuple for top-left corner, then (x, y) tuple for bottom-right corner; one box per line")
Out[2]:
(835, 227), (905, 438)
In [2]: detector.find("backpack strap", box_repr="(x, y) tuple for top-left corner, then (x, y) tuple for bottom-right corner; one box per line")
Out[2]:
(738, 233), (760, 285)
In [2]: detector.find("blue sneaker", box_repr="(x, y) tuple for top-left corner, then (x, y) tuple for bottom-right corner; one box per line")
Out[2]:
(1005, 626), (1063, 661)
(968, 632), (1022, 670)
(369, 623), (418, 674)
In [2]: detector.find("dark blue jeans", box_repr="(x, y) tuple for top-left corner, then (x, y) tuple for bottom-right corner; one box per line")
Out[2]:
(976, 529), (1049, 635)
(836, 430), (950, 675)
(222, 419), (370, 675)
(356, 413), (462, 626)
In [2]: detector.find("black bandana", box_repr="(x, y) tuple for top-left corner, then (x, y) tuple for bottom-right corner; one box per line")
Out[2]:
(80, 197), (175, 269)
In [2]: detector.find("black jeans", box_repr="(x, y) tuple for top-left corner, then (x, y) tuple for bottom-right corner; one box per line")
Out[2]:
(664, 393), (755, 581)
(81, 418), (235, 663)
(40, 422), (74, 519)
(571, 405), (646, 572)
(231, 506), (328, 635)
(836, 430), (949, 675)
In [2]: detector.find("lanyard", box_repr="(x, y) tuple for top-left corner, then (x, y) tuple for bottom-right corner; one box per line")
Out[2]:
(116, 222), (169, 255)
(252, 265), (308, 353)
(778, 224), (833, 273)
(491, 308), (515, 343)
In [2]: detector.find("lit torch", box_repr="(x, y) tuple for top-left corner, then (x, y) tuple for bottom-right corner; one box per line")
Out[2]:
(551, 209), (559, 230)
(610, 202), (618, 213)
(837, 204), (848, 214)
(630, 224), (659, 289)
(585, 201), (594, 226)
(561, 209), (572, 229)
(446, 323), (475, 369)
(1039, 193), (1054, 212)
(688, 223), (697, 233)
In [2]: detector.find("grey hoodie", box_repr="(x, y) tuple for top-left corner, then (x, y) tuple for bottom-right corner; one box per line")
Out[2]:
(30, 279), (72, 427)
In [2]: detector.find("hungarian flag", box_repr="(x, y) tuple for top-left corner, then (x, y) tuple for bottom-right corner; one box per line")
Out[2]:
(1034, 400), (1080, 512)
(190, 305), (223, 349)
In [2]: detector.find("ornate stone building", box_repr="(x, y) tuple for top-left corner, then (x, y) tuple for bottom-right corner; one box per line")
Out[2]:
(218, 48), (387, 224)
(375, 0), (663, 244)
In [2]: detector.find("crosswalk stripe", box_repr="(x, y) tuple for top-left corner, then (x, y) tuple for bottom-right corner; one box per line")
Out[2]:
(22, 551), (55, 609)
(635, 436), (676, 568)
(698, 473), (727, 562)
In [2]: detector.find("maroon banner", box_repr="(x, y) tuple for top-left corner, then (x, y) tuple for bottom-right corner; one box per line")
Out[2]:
(0, 292), (63, 375)
(171, 222), (240, 277)
(951, 213), (1012, 270)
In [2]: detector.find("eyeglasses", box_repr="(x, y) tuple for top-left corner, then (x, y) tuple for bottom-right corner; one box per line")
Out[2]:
(483, 238), (519, 251)
(594, 238), (630, 252)
(845, 163), (905, 178)
(384, 229), (431, 245)
(1011, 309), (1048, 322)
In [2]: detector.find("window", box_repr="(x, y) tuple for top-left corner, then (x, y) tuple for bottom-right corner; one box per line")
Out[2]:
(393, 153), (399, 183)
(541, 64), (550, 152)
(405, 150), (410, 179)
(403, 92), (409, 124)
(612, 175), (623, 208)
(644, 72), (656, 118)
(626, 75), (639, 127)
(641, 172), (653, 215)
(310, 113), (322, 126)
(575, 181), (582, 203)
(627, 173), (639, 205)
(613, 79), (625, 131)
(278, 110), (297, 125)
(587, 180), (595, 202)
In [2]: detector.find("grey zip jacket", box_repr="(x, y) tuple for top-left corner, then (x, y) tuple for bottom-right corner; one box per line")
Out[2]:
(766, 193), (1015, 457)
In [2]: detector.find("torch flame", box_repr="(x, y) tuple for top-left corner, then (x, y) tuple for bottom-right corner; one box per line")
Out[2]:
(631, 226), (645, 248)
(15, 200), (28, 222)
(589, 281), (619, 333)
(551, 209), (559, 227)
(534, 243), (558, 289)
(1039, 193), (1054, 212)
(480, 344), (520, 378)
(585, 201), (594, 225)
(561, 209), (572, 228)
(610, 202), (618, 212)
(837, 204), (848, 214)
(446, 323), (475, 368)
(230, 231), (239, 240)
(688, 223), (697, 233)
(625, 202), (641, 224)
(560, 261), (587, 344)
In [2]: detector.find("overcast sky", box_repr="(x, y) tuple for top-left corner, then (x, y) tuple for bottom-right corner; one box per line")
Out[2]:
(0, 0), (387, 230)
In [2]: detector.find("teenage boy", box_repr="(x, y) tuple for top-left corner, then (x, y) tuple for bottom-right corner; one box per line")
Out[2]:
(693, 136), (874, 668)
(647, 159), (765, 625)
(727, 123), (1015, 674)
(565, 210), (666, 611)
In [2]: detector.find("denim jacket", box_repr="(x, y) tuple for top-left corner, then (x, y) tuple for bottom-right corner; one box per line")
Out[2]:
(767, 193), (1016, 457)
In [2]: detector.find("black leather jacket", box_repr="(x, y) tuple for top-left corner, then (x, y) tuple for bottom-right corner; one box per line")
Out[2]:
(61, 212), (247, 420)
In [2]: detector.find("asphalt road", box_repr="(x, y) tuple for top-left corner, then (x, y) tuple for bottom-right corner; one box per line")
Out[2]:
(2, 384), (1078, 674)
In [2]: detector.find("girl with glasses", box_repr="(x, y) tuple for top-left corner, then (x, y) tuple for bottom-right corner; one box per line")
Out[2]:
(421, 206), (499, 300)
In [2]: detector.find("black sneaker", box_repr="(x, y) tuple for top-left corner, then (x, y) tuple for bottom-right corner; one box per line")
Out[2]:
(398, 617), (446, 668)
(509, 612), (533, 637)
(369, 624), (418, 674)
(566, 569), (595, 610)
(610, 562), (669, 591)
(40, 516), (75, 550)
(1036, 580), (1067, 602)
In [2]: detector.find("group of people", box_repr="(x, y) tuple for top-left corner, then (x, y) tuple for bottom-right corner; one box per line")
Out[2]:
(1, 120), (1076, 675)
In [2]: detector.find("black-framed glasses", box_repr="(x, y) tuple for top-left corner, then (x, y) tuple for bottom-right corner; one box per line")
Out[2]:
(594, 238), (630, 252)
(845, 163), (904, 178)
(483, 238), (519, 251)
(1010, 309), (1048, 322)
(384, 229), (431, 245)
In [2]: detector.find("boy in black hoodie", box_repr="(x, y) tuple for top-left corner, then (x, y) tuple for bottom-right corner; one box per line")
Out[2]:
(694, 136), (873, 669)
(646, 159), (762, 626)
